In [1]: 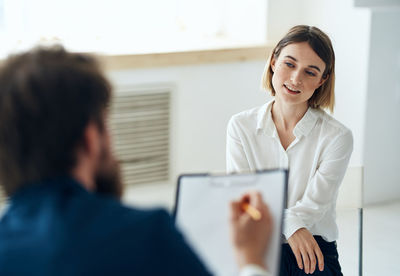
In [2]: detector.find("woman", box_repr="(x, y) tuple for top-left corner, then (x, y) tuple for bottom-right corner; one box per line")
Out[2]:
(226, 25), (353, 275)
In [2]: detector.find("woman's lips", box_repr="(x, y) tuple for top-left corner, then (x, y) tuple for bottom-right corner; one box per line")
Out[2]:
(284, 84), (300, 94)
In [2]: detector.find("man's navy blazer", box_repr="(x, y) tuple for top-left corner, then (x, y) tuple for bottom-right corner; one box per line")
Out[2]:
(0, 177), (212, 276)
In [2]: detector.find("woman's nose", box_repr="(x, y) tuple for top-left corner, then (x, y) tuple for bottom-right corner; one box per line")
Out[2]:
(290, 70), (302, 86)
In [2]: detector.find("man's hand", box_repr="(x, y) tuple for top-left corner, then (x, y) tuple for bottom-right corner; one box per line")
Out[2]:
(229, 191), (272, 270)
(287, 228), (324, 274)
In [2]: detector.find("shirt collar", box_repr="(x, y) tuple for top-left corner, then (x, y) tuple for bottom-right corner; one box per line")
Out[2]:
(293, 107), (319, 137)
(256, 100), (276, 136)
(256, 99), (319, 138)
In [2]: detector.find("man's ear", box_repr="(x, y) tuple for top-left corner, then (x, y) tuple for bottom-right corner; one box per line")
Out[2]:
(71, 122), (102, 192)
(80, 122), (102, 160)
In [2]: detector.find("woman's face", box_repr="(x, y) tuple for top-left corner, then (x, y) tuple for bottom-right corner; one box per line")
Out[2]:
(271, 42), (327, 108)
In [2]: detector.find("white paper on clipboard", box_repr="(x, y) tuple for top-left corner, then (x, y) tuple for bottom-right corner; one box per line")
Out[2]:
(173, 169), (287, 276)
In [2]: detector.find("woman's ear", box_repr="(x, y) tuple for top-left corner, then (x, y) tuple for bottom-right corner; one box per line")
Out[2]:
(270, 57), (276, 72)
(318, 74), (328, 87)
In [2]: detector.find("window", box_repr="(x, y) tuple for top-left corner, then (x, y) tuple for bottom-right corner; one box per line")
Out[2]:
(0, 0), (267, 57)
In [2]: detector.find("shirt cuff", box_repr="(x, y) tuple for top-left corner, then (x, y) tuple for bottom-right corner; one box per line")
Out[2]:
(283, 214), (307, 240)
(239, 264), (271, 276)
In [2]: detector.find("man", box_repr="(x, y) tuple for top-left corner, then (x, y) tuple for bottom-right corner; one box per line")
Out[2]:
(0, 46), (272, 275)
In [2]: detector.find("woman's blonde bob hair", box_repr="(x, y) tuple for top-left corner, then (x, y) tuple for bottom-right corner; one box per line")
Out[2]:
(262, 25), (335, 112)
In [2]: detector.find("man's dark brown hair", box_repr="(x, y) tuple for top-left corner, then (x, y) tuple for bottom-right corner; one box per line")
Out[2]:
(0, 45), (112, 195)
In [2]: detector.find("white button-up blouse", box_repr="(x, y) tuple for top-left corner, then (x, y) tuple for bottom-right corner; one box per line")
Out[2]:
(226, 100), (353, 242)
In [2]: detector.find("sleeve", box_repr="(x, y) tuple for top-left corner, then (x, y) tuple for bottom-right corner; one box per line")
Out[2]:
(283, 130), (354, 239)
(239, 265), (271, 276)
(156, 210), (213, 276)
(226, 116), (251, 173)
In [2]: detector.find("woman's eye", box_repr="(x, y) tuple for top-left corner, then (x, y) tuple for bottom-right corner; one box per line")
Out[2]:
(284, 62), (294, 68)
(306, 71), (316, 77)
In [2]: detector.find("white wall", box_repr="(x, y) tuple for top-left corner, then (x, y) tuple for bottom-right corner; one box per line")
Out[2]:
(108, 61), (269, 183)
(363, 10), (400, 204)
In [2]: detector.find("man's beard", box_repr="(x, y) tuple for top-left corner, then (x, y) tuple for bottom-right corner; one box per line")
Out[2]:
(94, 147), (124, 199)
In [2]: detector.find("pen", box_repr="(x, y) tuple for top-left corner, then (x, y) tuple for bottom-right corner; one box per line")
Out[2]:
(241, 202), (262, 221)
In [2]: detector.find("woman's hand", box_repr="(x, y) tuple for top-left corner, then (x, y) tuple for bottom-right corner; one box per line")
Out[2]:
(287, 228), (324, 274)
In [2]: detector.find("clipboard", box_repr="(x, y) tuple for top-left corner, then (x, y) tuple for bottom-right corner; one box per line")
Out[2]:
(173, 169), (288, 276)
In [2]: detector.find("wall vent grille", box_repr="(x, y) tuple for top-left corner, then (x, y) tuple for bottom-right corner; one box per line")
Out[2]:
(109, 87), (170, 186)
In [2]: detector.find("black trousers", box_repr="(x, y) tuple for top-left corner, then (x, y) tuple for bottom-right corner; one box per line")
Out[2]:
(279, 236), (343, 276)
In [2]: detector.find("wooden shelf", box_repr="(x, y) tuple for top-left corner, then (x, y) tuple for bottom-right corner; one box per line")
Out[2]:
(99, 45), (273, 71)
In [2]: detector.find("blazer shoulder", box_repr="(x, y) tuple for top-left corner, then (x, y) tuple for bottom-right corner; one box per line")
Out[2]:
(99, 198), (171, 228)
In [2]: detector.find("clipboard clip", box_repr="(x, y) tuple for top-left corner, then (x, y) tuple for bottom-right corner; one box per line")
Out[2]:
(208, 174), (259, 187)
